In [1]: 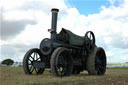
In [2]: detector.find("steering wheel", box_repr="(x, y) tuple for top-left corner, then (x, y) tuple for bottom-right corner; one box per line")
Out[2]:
(84, 31), (95, 52)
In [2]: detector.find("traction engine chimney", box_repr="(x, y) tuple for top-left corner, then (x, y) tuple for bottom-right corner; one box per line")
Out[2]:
(50, 8), (59, 40)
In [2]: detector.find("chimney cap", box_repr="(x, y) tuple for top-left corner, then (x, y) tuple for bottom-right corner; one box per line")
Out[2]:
(51, 8), (59, 13)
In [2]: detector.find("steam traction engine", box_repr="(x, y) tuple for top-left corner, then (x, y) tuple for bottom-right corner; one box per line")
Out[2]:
(23, 8), (107, 77)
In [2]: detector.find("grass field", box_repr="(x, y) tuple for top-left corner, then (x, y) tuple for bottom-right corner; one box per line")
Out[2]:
(107, 63), (128, 65)
(0, 67), (128, 85)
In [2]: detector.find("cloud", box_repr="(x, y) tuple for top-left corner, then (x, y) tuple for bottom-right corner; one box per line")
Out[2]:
(1, 19), (36, 40)
(1, 0), (128, 62)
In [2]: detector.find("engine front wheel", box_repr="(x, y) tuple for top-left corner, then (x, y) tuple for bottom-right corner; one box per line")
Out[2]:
(23, 48), (45, 75)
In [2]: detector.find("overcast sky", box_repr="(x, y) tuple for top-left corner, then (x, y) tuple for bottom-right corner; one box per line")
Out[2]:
(0, 0), (128, 63)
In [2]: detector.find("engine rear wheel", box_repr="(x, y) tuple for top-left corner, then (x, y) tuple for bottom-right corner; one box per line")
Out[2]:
(50, 47), (73, 77)
(87, 47), (106, 75)
(23, 48), (45, 75)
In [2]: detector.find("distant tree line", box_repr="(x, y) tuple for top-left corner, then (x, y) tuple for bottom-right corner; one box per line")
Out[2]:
(1, 59), (14, 66)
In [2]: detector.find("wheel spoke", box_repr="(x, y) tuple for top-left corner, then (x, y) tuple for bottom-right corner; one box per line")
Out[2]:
(29, 66), (33, 72)
(36, 58), (40, 61)
(28, 59), (32, 62)
(95, 58), (100, 65)
(63, 65), (67, 73)
(28, 59), (32, 65)
(35, 68), (38, 73)
(90, 33), (91, 40)
(97, 68), (101, 75)
(99, 64), (105, 70)
(57, 67), (62, 76)
(33, 52), (36, 60)
(30, 56), (34, 60)
(35, 53), (38, 60)
(61, 69), (65, 76)
(28, 63), (32, 65)
(31, 67), (35, 73)
(56, 54), (67, 76)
